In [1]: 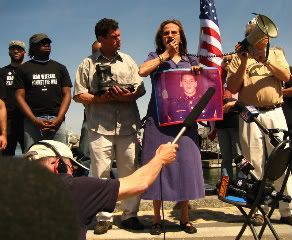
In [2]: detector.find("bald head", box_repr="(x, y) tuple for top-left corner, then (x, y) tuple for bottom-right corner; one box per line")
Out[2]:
(92, 40), (101, 54)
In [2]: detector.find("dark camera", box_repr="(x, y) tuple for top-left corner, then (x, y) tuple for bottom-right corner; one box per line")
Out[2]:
(94, 65), (113, 95)
(94, 64), (135, 95)
(124, 85), (135, 93)
(98, 84), (135, 96)
(95, 65), (112, 86)
(110, 84), (135, 93)
(96, 64), (111, 76)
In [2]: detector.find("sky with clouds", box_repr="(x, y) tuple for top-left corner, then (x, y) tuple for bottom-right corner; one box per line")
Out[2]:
(0, 0), (291, 134)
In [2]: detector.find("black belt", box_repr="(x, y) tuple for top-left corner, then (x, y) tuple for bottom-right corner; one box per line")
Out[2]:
(255, 103), (282, 111)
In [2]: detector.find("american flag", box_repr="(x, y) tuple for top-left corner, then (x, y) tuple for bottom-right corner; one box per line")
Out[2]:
(198, 0), (223, 140)
(198, 0), (223, 69)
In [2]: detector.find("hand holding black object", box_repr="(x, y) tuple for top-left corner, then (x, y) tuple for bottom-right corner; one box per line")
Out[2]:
(109, 85), (135, 102)
(165, 38), (178, 59)
(235, 42), (249, 61)
(183, 87), (216, 127)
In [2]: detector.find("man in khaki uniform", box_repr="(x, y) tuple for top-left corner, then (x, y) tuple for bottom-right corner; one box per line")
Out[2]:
(227, 18), (292, 226)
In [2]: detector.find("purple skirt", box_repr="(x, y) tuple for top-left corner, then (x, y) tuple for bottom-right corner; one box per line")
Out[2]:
(141, 116), (205, 201)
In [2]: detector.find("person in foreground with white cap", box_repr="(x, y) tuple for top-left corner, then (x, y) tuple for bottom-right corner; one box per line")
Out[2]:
(13, 33), (72, 151)
(0, 40), (26, 156)
(24, 140), (178, 240)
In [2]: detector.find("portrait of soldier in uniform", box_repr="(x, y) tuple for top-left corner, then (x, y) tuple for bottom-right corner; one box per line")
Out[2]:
(155, 68), (222, 126)
(168, 73), (202, 121)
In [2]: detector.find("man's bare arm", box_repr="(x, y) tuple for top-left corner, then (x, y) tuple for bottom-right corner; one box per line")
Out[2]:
(117, 143), (178, 200)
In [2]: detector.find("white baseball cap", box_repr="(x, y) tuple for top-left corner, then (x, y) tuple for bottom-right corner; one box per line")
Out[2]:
(25, 140), (89, 170)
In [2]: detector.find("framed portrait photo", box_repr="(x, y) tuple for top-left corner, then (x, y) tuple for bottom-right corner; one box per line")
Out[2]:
(154, 67), (223, 126)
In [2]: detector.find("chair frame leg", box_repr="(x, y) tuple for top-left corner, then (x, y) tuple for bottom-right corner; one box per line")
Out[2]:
(258, 205), (280, 240)
(220, 140), (292, 240)
(236, 206), (260, 240)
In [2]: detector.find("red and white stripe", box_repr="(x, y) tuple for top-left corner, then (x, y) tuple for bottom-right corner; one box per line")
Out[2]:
(198, 18), (223, 69)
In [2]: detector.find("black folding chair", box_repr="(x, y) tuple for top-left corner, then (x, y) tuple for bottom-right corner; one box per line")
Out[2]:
(218, 138), (292, 240)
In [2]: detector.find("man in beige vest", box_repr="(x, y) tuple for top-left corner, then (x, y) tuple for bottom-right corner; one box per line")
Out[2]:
(73, 18), (145, 234)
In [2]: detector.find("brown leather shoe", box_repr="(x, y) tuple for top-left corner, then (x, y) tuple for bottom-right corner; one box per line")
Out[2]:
(94, 221), (112, 234)
(250, 214), (264, 226)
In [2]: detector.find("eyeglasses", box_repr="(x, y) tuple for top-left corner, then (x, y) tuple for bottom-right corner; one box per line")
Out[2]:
(162, 30), (179, 36)
(65, 164), (77, 173)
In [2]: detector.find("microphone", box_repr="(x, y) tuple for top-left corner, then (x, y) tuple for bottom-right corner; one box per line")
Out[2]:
(172, 87), (215, 144)
(167, 38), (174, 44)
(234, 101), (269, 135)
(234, 155), (258, 180)
(234, 102), (259, 123)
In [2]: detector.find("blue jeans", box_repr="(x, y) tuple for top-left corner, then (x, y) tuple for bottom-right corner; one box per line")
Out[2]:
(217, 128), (243, 179)
(24, 116), (67, 151)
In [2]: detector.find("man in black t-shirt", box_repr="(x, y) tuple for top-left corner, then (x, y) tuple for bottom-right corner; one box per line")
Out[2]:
(0, 78), (7, 151)
(0, 40), (26, 156)
(24, 140), (178, 240)
(14, 33), (72, 151)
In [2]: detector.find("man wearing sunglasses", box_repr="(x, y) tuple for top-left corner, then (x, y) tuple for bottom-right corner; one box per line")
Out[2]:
(24, 140), (178, 240)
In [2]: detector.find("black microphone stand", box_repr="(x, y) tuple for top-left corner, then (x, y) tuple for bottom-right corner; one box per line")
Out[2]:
(159, 87), (215, 239)
(239, 111), (292, 239)
(251, 116), (289, 147)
